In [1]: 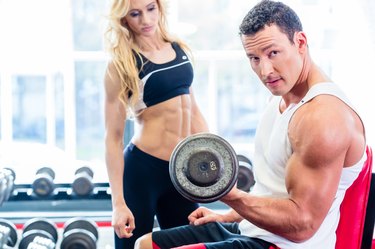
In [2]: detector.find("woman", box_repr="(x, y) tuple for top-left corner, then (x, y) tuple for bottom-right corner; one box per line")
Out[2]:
(103, 0), (209, 247)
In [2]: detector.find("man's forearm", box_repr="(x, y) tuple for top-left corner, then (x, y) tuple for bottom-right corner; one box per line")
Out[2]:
(222, 190), (314, 242)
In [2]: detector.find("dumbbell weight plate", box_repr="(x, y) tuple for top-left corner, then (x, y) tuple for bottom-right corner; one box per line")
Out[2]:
(19, 230), (55, 249)
(36, 167), (56, 179)
(61, 229), (97, 249)
(0, 218), (18, 247)
(169, 133), (238, 203)
(22, 218), (58, 243)
(32, 167), (55, 197)
(0, 174), (7, 205)
(63, 217), (98, 240)
(2, 168), (15, 202)
(237, 166), (254, 192)
(72, 175), (94, 196)
(72, 167), (94, 196)
(61, 217), (98, 249)
(75, 166), (93, 178)
(237, 155), (253, 167)
(237, 154), (255, 192)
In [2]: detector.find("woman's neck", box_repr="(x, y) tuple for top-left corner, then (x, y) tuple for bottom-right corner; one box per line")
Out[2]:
(136, 34), (166, 52)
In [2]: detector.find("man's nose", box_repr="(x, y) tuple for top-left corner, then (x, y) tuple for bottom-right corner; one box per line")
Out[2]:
(260, 59), (274, 78)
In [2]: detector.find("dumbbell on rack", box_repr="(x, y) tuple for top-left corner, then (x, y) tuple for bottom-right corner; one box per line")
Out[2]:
(19, 217), (58, 249)
(60, 217), (98, 249)
(0, 168), (16, 206)
(236, 154), (255, 192)
(32, 167), (56, 197)
(72, 166), (94, 196)
(0, 218), (18, 248)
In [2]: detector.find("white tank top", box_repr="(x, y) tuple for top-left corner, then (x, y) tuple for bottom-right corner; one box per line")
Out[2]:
(239, 82), (367, 249)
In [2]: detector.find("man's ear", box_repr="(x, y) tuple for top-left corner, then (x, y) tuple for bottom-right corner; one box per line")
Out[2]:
(295, 31), (308, 51)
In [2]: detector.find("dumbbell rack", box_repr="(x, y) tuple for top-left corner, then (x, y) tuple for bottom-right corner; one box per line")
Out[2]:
(1, 182), (112, 220)
(1, 182), (228, 248)
(1, 182), (114, 248)
(0, 216), (108, 249)
(8, 182), (111, 202)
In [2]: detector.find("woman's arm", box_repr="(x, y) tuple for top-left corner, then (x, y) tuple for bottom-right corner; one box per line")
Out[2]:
(104, 62), (135, 238)
(104, 62), (127, 207)
(189, 87), (209, 134)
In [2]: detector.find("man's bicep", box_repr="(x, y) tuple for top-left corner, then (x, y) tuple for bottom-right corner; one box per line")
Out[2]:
(286, 100), (349, 204)
(285, 134), (345, 227)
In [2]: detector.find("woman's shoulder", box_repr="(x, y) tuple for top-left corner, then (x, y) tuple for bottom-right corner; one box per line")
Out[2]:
(171, 41), (191, 57)
(132, 49), (145, 69)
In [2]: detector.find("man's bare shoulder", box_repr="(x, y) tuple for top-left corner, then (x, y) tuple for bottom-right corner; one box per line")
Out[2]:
(288, 95), (357, 165)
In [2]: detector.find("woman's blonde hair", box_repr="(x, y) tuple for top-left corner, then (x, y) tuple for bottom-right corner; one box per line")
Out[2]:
(104, 0), (191, 116)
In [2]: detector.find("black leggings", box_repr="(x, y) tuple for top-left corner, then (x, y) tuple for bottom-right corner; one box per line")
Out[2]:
(114, 143), (199, 249)
(153, 222), (276, 249)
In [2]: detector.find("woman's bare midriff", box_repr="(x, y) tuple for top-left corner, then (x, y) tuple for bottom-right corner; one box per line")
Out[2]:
(131, 95), (194, 161)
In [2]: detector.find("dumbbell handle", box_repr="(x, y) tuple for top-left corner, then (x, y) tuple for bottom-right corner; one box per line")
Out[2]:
(0, 233), (4, 248)
(0, 225), (10, 248)
(26, 236), (55, 249)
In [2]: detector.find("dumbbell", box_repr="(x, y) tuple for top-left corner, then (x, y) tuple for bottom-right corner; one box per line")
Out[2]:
(169, 132), (239, 203)
(3, 168), (16, 202)
(19, 218), (58, 249)
(0, 218), (18, 248)
(32, 167), (55, 197)
(236, 154), (255, 192)
(0, 168), (16, 206)
(72, 166), (94, 196)
(0, 171), (7, 206)
(60, 217), (99, 249)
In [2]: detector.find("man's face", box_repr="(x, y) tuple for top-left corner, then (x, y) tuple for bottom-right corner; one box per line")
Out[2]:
(241, 24), (304, 96)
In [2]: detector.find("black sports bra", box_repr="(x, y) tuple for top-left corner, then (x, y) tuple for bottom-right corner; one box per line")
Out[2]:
(132, 42), (193, 112)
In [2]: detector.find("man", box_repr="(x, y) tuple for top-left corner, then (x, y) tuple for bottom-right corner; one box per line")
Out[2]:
(134, 0), (367, 248)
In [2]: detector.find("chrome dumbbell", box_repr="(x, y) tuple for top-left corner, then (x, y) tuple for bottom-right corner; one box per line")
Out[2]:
(0, 218), (18, 248)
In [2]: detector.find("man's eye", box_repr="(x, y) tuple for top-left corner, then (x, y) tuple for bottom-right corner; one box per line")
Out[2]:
(250, 57), (259, 62)
(270, 51), (278, 57)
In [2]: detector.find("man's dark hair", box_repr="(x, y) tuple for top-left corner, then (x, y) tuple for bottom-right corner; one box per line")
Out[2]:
(239, 0), (303, 43)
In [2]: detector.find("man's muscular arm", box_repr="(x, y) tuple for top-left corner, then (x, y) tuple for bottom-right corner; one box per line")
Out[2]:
(221, 97), (358, 242)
